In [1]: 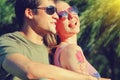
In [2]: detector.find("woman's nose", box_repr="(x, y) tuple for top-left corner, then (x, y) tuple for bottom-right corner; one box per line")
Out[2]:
(68, 12), (74, 20)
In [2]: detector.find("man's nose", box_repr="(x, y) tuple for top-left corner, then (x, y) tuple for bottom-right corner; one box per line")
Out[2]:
(53, 12), (59, 19)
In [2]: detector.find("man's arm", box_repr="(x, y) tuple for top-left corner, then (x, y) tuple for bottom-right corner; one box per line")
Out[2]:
(2, 53), (99, 80)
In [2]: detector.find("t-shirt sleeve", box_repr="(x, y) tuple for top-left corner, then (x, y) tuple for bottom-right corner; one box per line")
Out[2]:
(0, 37), (22, 55)
(0, 36), (24, 79)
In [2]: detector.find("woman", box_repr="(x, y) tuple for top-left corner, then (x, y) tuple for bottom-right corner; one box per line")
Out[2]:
(54, 1), (110, 80)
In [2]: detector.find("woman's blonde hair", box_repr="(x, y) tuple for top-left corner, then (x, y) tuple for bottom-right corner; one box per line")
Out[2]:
(43, 33), (57, 54)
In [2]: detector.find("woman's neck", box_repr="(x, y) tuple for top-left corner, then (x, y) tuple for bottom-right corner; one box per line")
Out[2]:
(60, 35), (77, 45)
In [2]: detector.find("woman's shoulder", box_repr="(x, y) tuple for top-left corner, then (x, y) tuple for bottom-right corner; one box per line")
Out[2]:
(60, 44), (83, 55)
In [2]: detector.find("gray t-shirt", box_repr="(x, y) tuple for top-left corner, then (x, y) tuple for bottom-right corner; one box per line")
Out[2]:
(0, 31), (49, 80)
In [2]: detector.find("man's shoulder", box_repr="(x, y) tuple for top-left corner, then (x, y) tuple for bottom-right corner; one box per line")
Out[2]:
(0, 31), (19, 39)
(0, 31), (24, 44)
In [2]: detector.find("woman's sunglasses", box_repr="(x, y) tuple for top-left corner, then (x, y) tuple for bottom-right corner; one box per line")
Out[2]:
(57, 6), (79, 18)
(36, 5), (57, 15)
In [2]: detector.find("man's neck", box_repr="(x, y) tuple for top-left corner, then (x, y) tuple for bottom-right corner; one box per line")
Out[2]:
(19, 26), (43, 45)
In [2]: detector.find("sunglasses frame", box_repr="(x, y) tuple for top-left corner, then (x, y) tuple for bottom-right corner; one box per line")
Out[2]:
(36, 5), (57, 15)
(57, 6), (79, 18)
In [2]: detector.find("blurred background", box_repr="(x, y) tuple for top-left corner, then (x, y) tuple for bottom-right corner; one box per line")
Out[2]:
(0, 0), (120, 80)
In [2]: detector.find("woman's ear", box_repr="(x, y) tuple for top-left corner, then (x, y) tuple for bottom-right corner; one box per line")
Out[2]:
(25, 8), (33, 19)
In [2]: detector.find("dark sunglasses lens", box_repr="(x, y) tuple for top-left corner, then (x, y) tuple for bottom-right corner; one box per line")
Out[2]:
(58, 11), (68, 18)
(46, 6), (56, 15)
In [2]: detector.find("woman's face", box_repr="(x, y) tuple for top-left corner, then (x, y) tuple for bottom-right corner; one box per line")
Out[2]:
(56, 1), (80, 38)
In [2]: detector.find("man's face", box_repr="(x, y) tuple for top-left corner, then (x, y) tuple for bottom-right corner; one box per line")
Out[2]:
(31, 0), (58, 35)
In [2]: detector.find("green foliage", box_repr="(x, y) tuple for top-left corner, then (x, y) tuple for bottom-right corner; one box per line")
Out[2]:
(0, 0), (120, 80)
(0, 0), (18, 35)
(0, 0), (15, 24)
(77, 0), (120, 79)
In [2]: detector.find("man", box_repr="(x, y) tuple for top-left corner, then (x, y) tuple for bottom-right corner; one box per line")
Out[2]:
(0, 0), (105, 80)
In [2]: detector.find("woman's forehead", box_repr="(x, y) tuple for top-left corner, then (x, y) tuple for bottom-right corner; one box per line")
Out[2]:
(56, 2), (70, 11)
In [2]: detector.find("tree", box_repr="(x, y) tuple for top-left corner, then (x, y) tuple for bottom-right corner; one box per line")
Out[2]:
(0, 0), (18, 36)
(77, 0), (120, 80)
(0, 0), (119, 80)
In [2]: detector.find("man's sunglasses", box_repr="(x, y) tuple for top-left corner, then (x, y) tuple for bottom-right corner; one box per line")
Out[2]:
(57, 6), (79, 18)
(36, 6), (57, 15)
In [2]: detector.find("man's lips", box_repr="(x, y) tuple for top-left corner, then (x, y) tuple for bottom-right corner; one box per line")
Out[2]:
(51, 21), (57, 25)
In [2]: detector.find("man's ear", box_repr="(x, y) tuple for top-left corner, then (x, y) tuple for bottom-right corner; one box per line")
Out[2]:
(25, 8), (33, 19)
